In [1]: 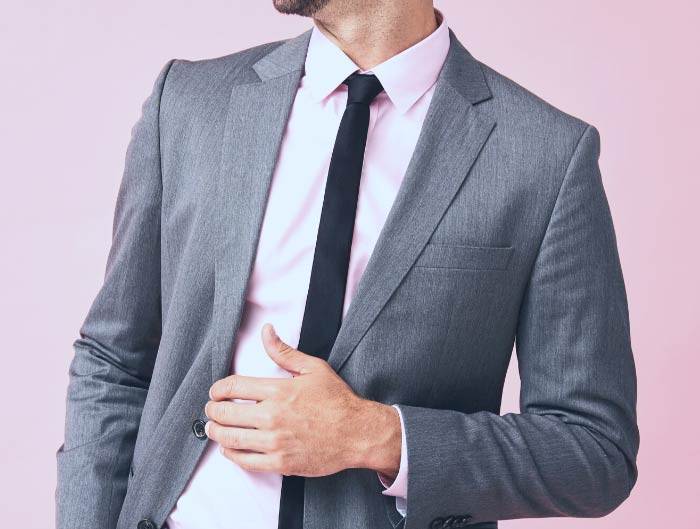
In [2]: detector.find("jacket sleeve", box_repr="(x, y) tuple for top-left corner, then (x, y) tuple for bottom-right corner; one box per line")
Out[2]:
(55, 59), (176, 529)
(395, 125), (639, 529)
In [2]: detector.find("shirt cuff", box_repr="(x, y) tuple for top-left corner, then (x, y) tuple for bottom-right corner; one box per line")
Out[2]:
(376, 404), (408, 516)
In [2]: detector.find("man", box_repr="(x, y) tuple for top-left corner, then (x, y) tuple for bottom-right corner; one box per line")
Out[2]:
(56, 1), (639, 528)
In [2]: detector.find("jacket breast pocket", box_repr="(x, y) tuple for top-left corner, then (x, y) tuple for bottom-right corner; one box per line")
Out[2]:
(413, 242), (514, 271)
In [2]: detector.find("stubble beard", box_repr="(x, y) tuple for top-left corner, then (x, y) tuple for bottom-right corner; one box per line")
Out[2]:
(272, 0), (332, 17)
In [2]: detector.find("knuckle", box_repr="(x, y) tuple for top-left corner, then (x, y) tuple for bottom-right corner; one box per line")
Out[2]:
(242, 457), (259, 472)
(224, 429), (240, 448)
(260, 409), (277, 429)
(274, 453), (288, 473)
(220, 403), (234, 423)
(225, 375), (238, 396)
(209, 402), (223, 422)
(268, 408), (283, 428)
(268, 431), (283, 450)
(254, 459), (266, 473)
(277, 342), (294, 355)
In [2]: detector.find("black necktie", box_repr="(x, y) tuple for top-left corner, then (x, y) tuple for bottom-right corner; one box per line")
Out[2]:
(276, 72), (384, 529)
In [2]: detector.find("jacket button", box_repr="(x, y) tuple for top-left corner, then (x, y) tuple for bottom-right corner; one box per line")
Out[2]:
(456, 515), (471, 526)
(192, 419), (207, 439)
(137, 519), (156, 529)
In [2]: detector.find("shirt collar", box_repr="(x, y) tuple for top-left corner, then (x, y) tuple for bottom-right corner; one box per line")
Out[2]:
(303, 8), (450, 114)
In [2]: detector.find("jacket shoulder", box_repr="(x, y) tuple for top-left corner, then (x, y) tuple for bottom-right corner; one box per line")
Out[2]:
(477, 61), (592, 143)
(157, 37), (290, 106)
(171, 38), (286, 79)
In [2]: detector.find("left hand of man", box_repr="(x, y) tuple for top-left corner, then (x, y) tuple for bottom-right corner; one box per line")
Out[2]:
(205, 323), (401, 479)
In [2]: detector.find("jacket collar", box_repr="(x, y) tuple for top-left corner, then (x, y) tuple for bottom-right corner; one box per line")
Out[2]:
(252, 19), (492, 108)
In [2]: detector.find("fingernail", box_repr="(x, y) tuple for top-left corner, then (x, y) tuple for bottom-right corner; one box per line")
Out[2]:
(204, 421), (210, 436)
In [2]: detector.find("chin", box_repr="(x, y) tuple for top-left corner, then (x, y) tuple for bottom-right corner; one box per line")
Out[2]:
(272, 0), (330, 17)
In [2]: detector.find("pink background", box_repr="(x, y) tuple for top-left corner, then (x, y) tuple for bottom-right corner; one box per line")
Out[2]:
(1, 1), (698, 527)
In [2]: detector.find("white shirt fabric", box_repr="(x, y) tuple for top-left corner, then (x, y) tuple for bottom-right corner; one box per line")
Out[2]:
(166, 10), (450, 528)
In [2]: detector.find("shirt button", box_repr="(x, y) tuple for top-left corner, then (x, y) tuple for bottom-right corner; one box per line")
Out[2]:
(137, 519), (156, 529)
(192, 419), (207, 439)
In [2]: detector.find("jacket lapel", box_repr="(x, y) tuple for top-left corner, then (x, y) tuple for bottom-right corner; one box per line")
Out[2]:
(326, 29), (497, 372)
(210, 27), (496, 380)
(211, 29), (313, 382)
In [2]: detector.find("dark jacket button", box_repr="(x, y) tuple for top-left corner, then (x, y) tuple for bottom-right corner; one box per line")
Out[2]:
(457, 515), (471, 526)
(137, 519), (156, 529)
(430, 518), (444, 529)
(192, 419), (207, 439)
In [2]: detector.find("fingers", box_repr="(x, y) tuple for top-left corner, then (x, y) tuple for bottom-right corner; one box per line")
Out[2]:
(205, 421), (280, 453)
(262, 323), (321, 375)
(220, 448), (286, 474)
(204, 400), (269, 428)
(209, 374), (288, 401)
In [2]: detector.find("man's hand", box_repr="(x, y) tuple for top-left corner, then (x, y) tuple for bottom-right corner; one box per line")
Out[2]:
(204, 323), (402, 479)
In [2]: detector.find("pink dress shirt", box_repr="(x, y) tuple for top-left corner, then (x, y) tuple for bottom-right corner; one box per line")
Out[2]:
(166, 9), (450, 528)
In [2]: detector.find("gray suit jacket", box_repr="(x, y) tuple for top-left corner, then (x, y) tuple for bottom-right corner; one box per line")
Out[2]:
(56, 27), (639, 529)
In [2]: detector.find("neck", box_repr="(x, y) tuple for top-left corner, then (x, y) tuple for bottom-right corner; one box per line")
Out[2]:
(312, 1), (438, 71)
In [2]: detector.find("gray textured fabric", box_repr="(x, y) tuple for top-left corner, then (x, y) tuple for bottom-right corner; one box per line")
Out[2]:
(56, 26), (638, 529)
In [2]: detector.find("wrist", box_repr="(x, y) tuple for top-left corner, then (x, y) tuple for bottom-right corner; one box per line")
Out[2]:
(348, 398), (402, 478)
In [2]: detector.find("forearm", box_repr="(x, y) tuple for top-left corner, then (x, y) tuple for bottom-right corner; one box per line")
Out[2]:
(57, 342), (151, 529)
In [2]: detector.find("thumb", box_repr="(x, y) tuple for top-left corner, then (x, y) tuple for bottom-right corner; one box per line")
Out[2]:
(262, 323), (317, 375)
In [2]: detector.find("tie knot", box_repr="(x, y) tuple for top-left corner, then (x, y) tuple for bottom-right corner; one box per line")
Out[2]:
(343, 72), (384, 105)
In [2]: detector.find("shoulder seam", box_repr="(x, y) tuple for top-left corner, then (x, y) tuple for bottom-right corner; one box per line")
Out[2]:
(521, 123), (592, 286)
(157, 59), (177, 191)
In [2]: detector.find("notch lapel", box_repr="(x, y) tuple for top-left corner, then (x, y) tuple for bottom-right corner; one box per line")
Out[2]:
(326, 30), (497, 372)
(209, 27), (496, 379)
(211, 29), (313, 382)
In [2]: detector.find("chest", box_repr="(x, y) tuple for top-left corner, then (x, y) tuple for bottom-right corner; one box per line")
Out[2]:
(247, 84), (432, 307)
